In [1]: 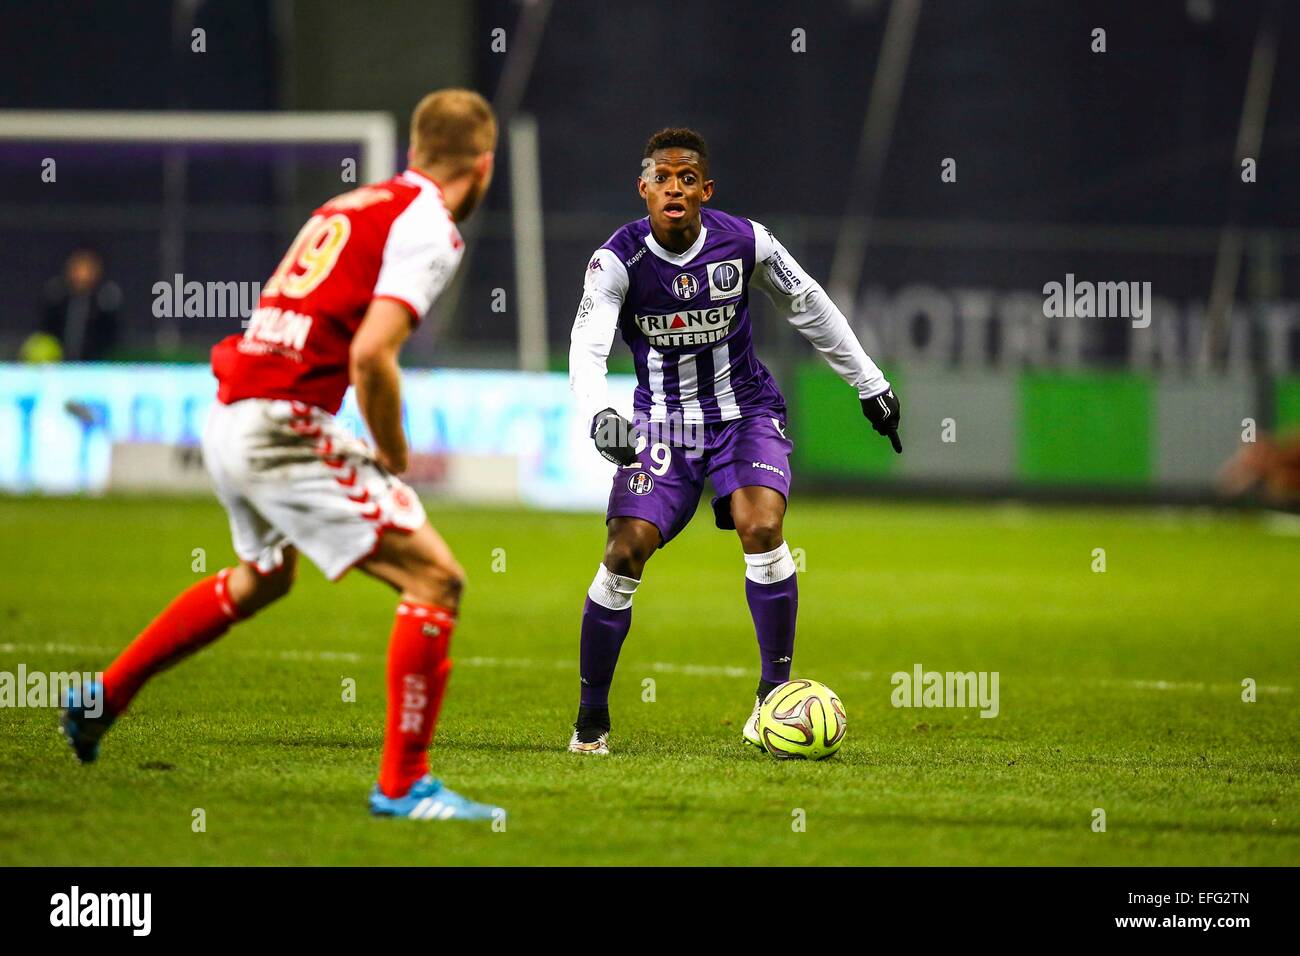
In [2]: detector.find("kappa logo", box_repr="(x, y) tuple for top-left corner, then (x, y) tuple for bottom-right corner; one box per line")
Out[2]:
(707, 259), (745, 300)
(672, 273), (699, 300)
(628, 472), (654, 496)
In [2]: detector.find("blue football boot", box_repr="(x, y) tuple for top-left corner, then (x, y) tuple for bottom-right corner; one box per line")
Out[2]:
(61, 681), (114, 764)
(368, 774), (503, 822)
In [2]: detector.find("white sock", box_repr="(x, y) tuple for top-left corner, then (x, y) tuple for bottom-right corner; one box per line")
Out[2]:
(587, 564), (640, 610)
(744, 542), (796, 585)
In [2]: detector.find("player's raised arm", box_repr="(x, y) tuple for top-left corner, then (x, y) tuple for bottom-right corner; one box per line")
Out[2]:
(569, 248), (638, 466)
(750, 220), (902, 453)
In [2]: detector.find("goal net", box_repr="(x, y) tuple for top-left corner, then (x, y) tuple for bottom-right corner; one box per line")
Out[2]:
(0, 109), (397, 360)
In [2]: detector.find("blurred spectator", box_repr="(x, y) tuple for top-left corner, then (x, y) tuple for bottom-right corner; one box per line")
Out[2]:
(28, 247), (122, 361)
(1218, 432), (1300, 506)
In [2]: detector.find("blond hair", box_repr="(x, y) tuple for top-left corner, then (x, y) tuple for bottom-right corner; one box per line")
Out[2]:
(410, 89), (497, 174)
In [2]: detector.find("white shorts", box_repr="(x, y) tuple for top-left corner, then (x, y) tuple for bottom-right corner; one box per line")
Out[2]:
(202, 398), (426, 580)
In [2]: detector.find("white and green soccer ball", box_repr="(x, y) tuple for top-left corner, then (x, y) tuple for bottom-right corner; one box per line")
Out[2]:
(757, 679), (846, 760)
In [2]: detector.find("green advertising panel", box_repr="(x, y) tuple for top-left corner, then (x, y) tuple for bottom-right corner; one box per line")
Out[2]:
(1018, 373), (1152, 485)
(1276, 377), (1300, 429)
(793, 364), (900, 477)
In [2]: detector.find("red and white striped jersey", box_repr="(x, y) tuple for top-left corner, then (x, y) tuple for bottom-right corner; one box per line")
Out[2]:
(212, 168), (463, 413)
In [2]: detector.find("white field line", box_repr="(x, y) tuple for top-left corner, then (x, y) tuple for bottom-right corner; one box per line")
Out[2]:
(0, 641), (1292, 694)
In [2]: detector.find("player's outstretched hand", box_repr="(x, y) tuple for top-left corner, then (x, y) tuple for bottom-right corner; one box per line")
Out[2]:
(591, 408), (638, 466)
(861, 388), (903, 454)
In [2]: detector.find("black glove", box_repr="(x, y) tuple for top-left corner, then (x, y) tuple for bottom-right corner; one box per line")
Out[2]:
(591, 407), (638, 466)
(861, 388), (902, 454)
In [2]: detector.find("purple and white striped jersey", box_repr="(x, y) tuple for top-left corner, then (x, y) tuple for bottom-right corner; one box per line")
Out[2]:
(569, 207), (888, 428)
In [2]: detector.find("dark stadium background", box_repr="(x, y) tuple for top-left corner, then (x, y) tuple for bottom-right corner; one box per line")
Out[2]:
(3, 0), (1297, 359)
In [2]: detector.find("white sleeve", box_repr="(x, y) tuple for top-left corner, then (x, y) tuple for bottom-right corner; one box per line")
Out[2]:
(372, 194), (464, 321)
(568, 247), (628, 426)
(750, 220), (889, 398)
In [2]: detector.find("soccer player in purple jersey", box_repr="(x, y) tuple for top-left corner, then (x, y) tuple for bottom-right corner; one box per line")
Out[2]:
(566, 128), (901, 754)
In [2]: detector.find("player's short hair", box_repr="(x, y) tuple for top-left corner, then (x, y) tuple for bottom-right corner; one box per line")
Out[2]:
(643, 127), (709, 175)
(410, 89), (497, 173)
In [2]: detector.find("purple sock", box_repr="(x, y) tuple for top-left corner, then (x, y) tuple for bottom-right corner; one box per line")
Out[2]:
(579, 596), (633, 709)
(744, 545), (799, 684)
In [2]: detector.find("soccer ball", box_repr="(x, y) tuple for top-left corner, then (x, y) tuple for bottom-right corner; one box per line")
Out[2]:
(757, 679), (846, 760)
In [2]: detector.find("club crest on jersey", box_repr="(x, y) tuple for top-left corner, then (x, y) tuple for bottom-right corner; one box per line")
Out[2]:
(634, 302), (736, 347)
(627, 472), (654, 496)
(672, 273), (699, 300)
(707, 258), (745, 300)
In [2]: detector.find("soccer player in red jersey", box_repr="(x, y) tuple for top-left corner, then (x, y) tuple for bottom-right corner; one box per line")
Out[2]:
(61, 90), (503, 821)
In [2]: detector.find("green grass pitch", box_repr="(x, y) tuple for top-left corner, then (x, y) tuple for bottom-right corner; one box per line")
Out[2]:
(1, 495), (1296, 866)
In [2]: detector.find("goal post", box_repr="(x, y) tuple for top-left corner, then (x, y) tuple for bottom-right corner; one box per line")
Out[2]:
(0, 108), (402, 356)
(0, 110), (399, 185)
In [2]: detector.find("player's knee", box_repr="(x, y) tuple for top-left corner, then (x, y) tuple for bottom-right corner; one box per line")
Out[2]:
(231, 559), (295, 614)
(736, 512), (784, 553)
(441, 562), (467, 603)
(603, 534), (654, 579)
(264, 563), (296, 600)
(411, 557), (466, 608)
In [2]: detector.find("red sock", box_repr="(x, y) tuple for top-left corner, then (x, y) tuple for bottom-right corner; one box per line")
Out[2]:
(102, 568), (246, 715)
(378, 600), (455, 798)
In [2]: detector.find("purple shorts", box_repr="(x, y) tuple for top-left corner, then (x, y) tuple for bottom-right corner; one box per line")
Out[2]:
(606, 414), (794, 546)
